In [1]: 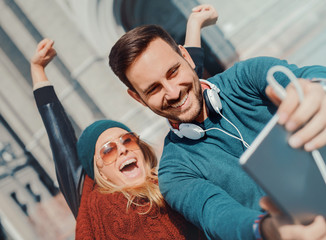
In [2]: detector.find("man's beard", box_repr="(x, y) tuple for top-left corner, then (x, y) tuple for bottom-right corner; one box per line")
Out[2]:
(154, 78), (203, 123)
(170, 90), (203, 123)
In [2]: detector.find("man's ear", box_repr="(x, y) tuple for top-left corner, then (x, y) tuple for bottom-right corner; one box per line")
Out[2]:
(127, 89), (146, 106)
(178, 45), (196, 69)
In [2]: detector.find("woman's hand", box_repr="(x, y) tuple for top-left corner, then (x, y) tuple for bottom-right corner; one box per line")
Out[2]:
(31, 38), (56, 69)
(30, 39), (56, 86)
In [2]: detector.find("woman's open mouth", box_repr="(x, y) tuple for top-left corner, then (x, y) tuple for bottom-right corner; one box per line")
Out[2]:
(119, 158), (141, 178)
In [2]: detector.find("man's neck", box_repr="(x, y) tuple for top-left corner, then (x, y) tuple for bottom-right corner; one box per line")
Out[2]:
(194, 95), (208, 123)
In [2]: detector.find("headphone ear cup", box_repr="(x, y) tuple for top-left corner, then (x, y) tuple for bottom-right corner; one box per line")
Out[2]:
(179, 123), (205, 140)
(203, 88), (222, 115)
(203, 89), (215, 116)
(167, 121), (205, 139)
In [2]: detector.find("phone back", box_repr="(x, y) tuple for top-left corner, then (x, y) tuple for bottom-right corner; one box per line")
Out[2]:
(240, 115), (326, 224)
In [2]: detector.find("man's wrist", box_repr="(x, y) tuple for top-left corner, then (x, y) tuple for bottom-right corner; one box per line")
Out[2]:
(31, 63), (45, 71)
(253, 213), (267, 240)
(259, 214), (281, 240)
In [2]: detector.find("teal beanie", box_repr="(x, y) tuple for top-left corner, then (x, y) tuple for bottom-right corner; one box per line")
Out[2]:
(77, 120), (131, 180)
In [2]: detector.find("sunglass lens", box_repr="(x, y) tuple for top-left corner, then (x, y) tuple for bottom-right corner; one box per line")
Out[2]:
(121, 133), (139, 150)
(100, 142), (117, 164)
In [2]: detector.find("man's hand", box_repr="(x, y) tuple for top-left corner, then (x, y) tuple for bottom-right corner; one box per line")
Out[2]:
(266, 79), (326, 151)
(30, 39), (56, 86)
(184, 4), (218, 47)
(190, 4), (218, 29)
(260, 196), (326, 240)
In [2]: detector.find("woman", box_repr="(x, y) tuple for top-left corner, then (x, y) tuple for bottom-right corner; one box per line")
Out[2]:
(75, 121), (204, 239)
(31, 4), (217, 239)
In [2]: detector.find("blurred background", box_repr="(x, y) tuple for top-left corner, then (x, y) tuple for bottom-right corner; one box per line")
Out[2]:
(0, 0), (326, 239)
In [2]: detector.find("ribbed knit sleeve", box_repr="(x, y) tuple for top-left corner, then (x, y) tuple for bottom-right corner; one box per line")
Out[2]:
(75, 175), (95, 239)
(76, 176), (205, 240)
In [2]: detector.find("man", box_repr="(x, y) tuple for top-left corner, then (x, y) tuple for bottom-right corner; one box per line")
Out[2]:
(109, 9), (326, 240)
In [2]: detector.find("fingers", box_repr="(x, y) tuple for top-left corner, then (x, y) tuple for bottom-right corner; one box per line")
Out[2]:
(304, 127), (326, 151)
(260, 197), (326, 239)
(266, 85), (282, 106)
(37, 38), (54, 53)
(278, 224), (305, 240)
(261, 196), (326, 239)
(307, 216), (326, 238)
(290, 101), (326, 150)
(278, 216), (326, 240)
(259, 196), (283, 216)
(43, 39), (54, 53)
(276, 80), (326, 149)
(38, 39), (55, 57)
(284, 81), (324, 131)
(36, 38), (50, 51)
(277, 83), (300, 125)
(192, 5), (202, 12)
(190, 4), (218, 28)
(31, 38), (56, 67)
(192, 4), (212, 12)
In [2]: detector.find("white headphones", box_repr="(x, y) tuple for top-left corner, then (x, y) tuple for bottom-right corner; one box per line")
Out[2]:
(168, 79), (222, 140)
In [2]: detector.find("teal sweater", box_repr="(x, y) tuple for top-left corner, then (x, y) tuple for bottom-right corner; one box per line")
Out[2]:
(158, 57), (326, 240)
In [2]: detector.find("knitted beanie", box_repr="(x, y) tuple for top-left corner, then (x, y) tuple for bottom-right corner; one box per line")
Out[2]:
(77, 120), (131, 179)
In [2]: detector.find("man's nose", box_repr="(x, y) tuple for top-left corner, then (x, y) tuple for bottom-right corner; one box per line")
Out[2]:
(164, 82), (180, 101)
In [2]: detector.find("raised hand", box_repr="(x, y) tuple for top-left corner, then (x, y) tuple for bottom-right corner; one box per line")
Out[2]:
(190, 4), (218, 29)
(30, 39), (57, 86)
(31, 38), (56, 68)
(184, 4), (218, 47)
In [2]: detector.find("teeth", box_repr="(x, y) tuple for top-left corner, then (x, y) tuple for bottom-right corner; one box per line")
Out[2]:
(119, 159), (136, 170)
(171, 94), (188, 108)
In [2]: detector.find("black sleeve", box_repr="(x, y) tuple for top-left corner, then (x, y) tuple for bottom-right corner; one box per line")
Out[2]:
(34, 86), (83, 218)
(186, 47), (204, 78)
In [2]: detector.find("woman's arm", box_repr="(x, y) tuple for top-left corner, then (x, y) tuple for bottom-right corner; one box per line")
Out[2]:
(31, 39), (83, 218)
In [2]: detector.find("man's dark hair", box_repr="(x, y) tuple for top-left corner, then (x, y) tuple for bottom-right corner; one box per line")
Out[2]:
(109, 25), (182, 92)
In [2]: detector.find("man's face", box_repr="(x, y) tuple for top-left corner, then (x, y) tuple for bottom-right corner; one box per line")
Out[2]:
(126, 38), (203, 123)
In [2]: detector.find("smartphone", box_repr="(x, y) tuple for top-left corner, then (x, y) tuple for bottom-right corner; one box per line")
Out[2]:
(240, 114), (326, 224)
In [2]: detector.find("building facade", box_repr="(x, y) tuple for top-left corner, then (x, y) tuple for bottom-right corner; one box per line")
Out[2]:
(0, 0), (325, 239)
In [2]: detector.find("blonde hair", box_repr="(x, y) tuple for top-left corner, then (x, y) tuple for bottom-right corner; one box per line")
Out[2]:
(93, 139), (165, 213)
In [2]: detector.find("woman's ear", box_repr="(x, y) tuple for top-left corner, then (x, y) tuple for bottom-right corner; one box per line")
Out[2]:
(178, 45), (196, 69)
(94, 157), (108, 180)
(95, 156), (103, 168)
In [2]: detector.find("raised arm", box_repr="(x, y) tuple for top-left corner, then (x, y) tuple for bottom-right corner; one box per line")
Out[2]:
(31, 39), (83, 218)
(184, 4), (218, 78)
(184, 4), (218, 48)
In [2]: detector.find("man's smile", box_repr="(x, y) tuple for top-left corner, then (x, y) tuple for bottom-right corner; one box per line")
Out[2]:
(171, 94), (189, 109)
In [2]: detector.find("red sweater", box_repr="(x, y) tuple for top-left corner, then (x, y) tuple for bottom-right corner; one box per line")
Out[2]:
(76, 175), (205, 239)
